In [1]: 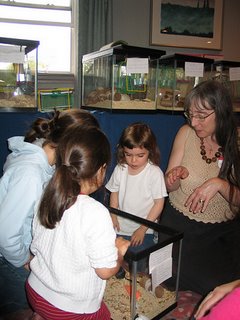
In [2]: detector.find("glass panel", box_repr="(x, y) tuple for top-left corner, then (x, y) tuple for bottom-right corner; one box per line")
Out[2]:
(103, 207), (182, 320)
(0, 6), (71, 23)
(0, 0), (70, 6)
(0, 39), (38, 109)
(0, 23), (71, 72)
(82, 46), (165, 111)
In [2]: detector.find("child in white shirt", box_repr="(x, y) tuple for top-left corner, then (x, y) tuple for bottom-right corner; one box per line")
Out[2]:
(106, 122), (167, 273)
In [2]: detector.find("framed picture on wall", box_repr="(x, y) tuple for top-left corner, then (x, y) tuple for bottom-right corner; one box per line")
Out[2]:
(150, 0), (223, 50)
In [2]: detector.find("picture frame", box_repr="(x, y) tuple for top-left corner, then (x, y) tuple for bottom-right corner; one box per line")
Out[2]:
(150, 0), (223, 50)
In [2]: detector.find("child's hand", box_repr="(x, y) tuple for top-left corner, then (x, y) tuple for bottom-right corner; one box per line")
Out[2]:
(24, 252), (34, 271)
(115, 237), (130, 257)
(111, 214), (120, 232)
(131, 227), (146, 246)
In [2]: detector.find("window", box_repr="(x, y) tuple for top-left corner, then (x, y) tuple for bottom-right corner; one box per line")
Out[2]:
(0, 0), (75, 73)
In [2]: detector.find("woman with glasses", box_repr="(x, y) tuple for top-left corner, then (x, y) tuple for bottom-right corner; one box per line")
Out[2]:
(159, 80), (240, 296)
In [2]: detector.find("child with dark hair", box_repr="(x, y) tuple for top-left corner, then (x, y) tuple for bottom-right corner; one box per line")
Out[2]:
(26, 126), (130, 320)
(0, 109), (99, 317)
(106, 122), (167, 271)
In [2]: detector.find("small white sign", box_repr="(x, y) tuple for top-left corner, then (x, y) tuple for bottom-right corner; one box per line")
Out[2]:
(0, 45), (25, 63)
(149, 243), (173, 290)
(229, 67), (240, 81)
(126, 58), (149, 74)
(151, 259), (173, 291)
(185, 62), (204, 77)
(149, 243), (172, 273)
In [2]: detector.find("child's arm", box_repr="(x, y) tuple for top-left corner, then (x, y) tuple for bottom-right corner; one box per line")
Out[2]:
(131, 198), (165, 246)
(95, 237), (130, 280)
(109, 191), (120, 231)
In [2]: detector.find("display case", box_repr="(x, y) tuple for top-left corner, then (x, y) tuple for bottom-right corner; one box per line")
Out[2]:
(211, 60), (240, 112)
(104, 207), (183, 320)
(0, 37), (39, 111)
(157, 54), (213, 111)
(82, 44), (165, 111)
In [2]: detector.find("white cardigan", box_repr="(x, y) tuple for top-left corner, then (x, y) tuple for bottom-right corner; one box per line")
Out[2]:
(29, 194), (117, 313)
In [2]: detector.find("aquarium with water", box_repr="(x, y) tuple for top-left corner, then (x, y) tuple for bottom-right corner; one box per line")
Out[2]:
(157, 54), (213, 111)
(82, 44), (165, 111)
(0, 37), (39, 110)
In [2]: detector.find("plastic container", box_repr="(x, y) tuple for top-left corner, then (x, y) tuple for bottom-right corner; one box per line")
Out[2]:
(38, 88), (74, 112)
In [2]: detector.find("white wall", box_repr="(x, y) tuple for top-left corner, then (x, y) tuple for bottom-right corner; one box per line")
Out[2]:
(112, 0), (240, 61)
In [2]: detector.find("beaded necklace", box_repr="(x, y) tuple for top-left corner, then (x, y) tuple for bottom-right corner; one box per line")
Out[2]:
(200, 138), (222, 164)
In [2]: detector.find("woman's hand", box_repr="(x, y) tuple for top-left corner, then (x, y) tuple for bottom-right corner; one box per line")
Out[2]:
(165, 166), (189, 191)
(185, 177), (224, 213)
(130, 226), (146, 246)
(195, 280), (240, 319)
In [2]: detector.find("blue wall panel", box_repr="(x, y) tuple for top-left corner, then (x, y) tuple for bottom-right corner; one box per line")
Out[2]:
(0, 110), (186, 177)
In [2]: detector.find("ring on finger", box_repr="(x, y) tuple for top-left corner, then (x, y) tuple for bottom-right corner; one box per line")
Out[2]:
(199, 199), (205, 204)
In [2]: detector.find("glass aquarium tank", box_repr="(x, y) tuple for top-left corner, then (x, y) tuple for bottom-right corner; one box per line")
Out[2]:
(157, 54), (213, 111)
(103, 207), (183, 320)
(0, 37), (39, 110)
(211, 60), (240, 112)
(82, 44), (165, 111)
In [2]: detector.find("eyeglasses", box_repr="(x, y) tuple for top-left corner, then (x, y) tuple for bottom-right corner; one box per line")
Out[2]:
(184, 110), (215, 122)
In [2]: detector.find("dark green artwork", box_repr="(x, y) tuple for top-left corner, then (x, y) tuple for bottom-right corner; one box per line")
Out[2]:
(160, 0), (215, 38)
